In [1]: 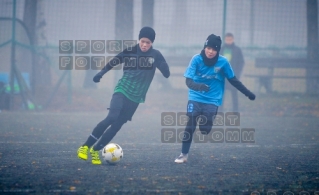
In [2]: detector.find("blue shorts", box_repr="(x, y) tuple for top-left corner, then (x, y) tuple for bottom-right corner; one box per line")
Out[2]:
(186, 100), (218, 119)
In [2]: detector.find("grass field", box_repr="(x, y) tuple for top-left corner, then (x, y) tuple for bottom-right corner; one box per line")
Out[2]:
(0, 89), (318, 194)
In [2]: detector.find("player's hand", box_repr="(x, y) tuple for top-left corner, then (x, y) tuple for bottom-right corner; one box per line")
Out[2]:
(93, 73), (102, 83)
(248, 93), (256, 100)
(199, 84), (210, 92)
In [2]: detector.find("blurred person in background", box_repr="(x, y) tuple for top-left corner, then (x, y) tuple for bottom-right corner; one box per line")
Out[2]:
(220, 33), (245, 112)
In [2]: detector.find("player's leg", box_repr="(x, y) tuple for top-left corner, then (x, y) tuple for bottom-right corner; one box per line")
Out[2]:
(219, 82), (230, 113)
(89, 117), (128, 164)
(84, 93), (124, 147)
(231, 87), (238, 112)
(183, 116), (197, 149)
(175, 116), (197, 163)
(199, 103), (218, 135)
(175, 101), (199, 163)
(77, 93), (124, 161)
(89, 96), (139, 165)
(93, 117), (128, 151)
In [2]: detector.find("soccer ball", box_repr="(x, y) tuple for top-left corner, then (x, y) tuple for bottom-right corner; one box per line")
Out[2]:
(101, 143), (123, 164)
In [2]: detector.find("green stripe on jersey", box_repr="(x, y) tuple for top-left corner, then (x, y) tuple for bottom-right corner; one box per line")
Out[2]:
(114, 69), (155, 103)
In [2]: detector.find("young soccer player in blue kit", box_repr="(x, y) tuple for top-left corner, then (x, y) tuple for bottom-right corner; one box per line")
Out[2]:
(77, 27), (170, 165)
(175, 34), (255, 163)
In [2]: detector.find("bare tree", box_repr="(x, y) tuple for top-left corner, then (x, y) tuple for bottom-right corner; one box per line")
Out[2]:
(114, 0), (134, 82)
(142, 0), (154, 27)
(306, 0), (319, 94)
(115, 0), (134, 40)
(23, 0), (51, 95)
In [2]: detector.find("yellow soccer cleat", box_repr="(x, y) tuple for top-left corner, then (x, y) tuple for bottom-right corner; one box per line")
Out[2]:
(90, 147), (102, 165)
(77, 145), (89, 160)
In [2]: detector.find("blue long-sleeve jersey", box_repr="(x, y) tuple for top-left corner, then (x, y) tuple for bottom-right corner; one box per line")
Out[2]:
(184, 54), (235, 106)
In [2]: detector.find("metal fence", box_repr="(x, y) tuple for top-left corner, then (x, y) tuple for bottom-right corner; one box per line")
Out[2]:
(0, 0), (318, 110)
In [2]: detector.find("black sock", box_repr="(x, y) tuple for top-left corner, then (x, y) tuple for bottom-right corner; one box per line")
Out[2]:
(93, 119), (127, 151)
(83, 134), (99, 148)
(181, 116), (197, 154)
(84, 112), (119, 147)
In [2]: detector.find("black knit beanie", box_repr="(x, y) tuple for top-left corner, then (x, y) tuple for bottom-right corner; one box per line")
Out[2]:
(139, 27), (156, 43)
(201, 34), (222, 66)
(203, 34), (222, 52)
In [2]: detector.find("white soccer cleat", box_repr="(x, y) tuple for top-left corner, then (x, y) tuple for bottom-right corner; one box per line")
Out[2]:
(174, 153), (188, 163)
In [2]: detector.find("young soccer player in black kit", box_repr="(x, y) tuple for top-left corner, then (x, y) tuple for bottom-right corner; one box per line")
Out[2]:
(175, 34), (255, 163)
(77, 27), (170, 165)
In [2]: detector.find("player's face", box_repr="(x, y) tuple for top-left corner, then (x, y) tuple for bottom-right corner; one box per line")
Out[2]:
(205, 47), (217, 59)
(139, 38), (152, 52)
(224, 36), (234, 45)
